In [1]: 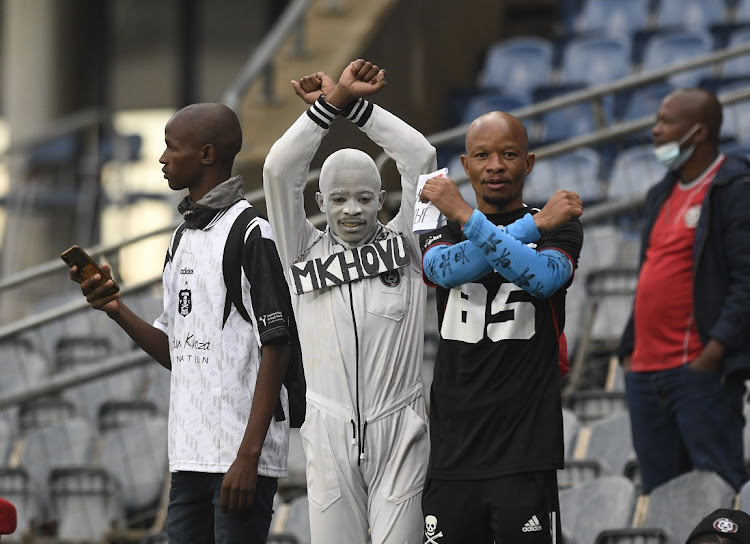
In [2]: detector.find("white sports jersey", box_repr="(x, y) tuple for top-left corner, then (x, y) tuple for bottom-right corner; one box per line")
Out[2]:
(154, 199), (290, 477)
(263, 101), (436, 431)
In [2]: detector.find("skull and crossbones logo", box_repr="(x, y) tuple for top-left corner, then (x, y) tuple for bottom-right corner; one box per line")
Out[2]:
(424, 515), (443, 543)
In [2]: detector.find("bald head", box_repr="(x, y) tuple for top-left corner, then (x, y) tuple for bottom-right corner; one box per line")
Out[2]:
(319, 148), (382, 194)
(465, 111), (530, 155)
(171, 103), (243, 168)
(663, 88), (723, 143)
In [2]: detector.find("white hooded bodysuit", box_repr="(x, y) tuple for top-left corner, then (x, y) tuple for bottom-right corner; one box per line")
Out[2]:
(263, 97), (436, 544)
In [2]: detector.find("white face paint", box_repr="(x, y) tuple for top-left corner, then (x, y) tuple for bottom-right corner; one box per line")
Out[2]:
(316, 149), (385, 247)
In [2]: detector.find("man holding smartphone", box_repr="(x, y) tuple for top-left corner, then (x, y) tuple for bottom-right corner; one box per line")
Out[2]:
(69, 102), (298, 544)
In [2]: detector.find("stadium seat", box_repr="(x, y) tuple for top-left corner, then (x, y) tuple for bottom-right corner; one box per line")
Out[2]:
(460, 91), (527, 125)
(565, 391), (628, 426)
(48, 467), (125, 543)
(585, 411), (636, 478)
(97, 415), (168, 513)
(734, 0), (750, 24)
(16, 416), (95, 519)
(576, 0), (651, 41)
(268, 494), (311, 544)
(525, 148), (603, 204)
(477, 36), (554, 100)
(562, 407), (581, 459)
(654, 0), (728, 33)
(718, 82), (750, 144)
(0, 419), (13, 465)
(141, 532), (169, 544)
(560, 36), (632, 87)
(641, 470), (736, 544)
(534, 89), (600, 144)
(0, 337), (50, 396)
(0, 468), (38, 544)
(739, 478), (750, 511)
(97, 399), (160, 433)
(619, 81), (674, 122)
(142, 364), (172, 416)
(560, 475), (637, 544)
(17, 397), (77, 434)
(606, 145), (666, 200)
(558, 459), (607, 490)
(279, 428), (307, 494)
(594, 527), (669, 544)
(720, 27), (750, 78)
(55, 335), (147, 422)
(640, 31), (715, 88)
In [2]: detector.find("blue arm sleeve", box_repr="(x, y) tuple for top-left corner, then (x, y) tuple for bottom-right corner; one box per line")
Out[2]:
(424, 210), (572, 298)
(423, 213), (540, 287)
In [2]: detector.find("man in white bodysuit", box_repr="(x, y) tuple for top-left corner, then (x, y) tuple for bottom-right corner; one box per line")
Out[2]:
(263, 60), (436, 543)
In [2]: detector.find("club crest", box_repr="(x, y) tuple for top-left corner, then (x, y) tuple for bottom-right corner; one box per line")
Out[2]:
(178, 289), (192, 316)
(380, 269), (401, 287)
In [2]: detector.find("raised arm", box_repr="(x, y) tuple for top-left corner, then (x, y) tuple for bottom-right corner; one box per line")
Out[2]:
(327, 60), (437, 250)
(263, 72), (339, 269)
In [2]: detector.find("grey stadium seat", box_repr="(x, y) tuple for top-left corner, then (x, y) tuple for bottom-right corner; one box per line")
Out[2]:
(560, 475), (637, 544)
(642, 470), (736, 544)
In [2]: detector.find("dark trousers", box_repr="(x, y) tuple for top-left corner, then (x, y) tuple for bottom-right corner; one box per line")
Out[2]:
(166, 471), (277, 544)
(625, 364), (748, 493)
(421, 471), (561, 543)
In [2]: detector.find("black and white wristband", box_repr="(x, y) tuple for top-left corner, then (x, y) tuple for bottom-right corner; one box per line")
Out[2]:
(341, 98), (374, 127)
(306, 96), (341, 129)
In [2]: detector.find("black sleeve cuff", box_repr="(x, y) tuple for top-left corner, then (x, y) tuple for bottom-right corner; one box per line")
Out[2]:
(305, 96), (341, 129)
(341, 98), (374, 127)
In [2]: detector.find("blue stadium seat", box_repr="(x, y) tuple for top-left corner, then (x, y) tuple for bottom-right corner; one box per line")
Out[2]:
(735, 0), (750, 24)
(606, 145), (666, 200)
(576, 0), (651, 41)
(477, 36), (554, 100)
(640, 31), (715, 88)
(721, 27), (750, 77)
(561, 36), (632, 86)
(717, 82), (750, 144)
(460, 91), (527, 125)
(619, 81), (675, 121)
(654, 0), (728, 33)
(536, 102), (599, 144)
(525, 148), (603, 204)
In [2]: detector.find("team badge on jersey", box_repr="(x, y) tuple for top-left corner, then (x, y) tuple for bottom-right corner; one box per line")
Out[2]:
(178, 289), (192, 316)
(684, 204), (702, 228)
(380, 269), (401, 287)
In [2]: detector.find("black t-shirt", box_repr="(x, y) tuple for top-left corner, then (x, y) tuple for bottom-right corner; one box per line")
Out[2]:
(420, 207), (583, 480)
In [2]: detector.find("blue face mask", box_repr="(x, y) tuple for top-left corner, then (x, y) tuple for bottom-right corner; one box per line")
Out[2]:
(653, 123), (701, 170)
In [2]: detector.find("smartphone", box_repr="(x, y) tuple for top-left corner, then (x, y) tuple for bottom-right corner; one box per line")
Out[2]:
(60, 245), (120, 296)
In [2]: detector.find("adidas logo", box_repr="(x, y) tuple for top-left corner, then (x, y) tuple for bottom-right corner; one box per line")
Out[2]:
(522, 515), (543, 533)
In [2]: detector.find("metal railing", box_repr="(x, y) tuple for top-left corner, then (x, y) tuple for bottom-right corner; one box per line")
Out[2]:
(222, 0), (315, 112)
(4, 40), (750, 405)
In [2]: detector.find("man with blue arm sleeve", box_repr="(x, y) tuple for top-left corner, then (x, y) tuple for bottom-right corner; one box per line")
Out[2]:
(418, 111), (582, 544)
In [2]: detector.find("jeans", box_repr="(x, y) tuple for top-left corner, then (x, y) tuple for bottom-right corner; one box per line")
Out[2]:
(625, 364), (747, 493)
(166, 471), (278, 544)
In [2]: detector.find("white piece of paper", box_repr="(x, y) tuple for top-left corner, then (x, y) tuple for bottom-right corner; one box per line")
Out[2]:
(413, 167), (449, 234)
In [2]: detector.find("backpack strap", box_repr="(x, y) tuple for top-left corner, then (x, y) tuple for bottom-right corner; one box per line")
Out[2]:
(164, 223), (188, 270)
(222, 206), (259, 328)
